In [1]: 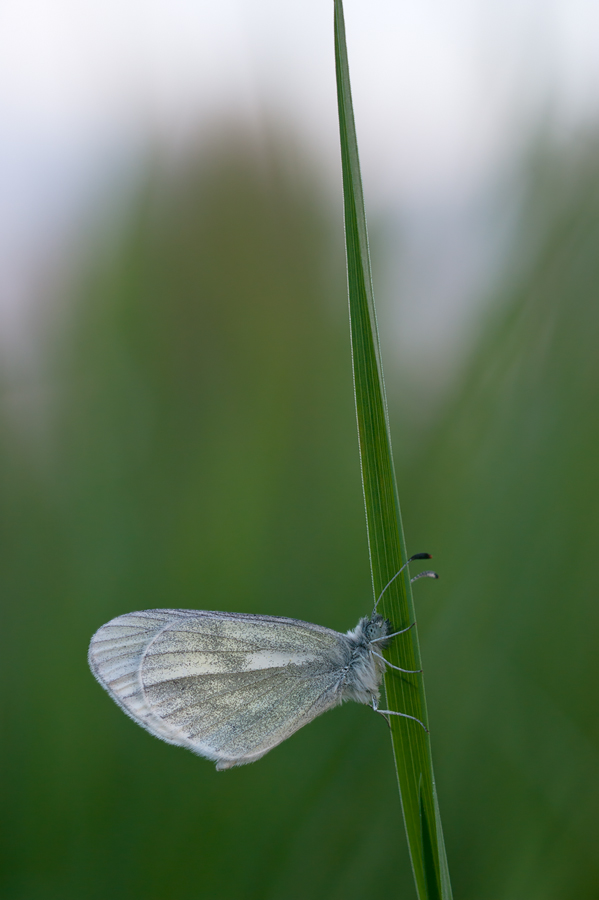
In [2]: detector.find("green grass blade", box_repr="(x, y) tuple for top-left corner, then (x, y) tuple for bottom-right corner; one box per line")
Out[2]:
(333, 3), (452, 898)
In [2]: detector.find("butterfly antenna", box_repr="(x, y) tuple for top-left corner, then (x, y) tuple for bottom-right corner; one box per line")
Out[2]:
(373, 553), (432, 614)
(411, 570), (439, 583)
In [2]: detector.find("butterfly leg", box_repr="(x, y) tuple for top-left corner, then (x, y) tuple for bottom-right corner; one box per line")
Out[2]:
(372, 697), (429, 733)
(370, 622), (415, 643)
(372, 698), (392, 729)
(370, 649), (422, 673)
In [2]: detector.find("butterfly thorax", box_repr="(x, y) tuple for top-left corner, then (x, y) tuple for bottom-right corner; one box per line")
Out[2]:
(340, 613), (391, 706)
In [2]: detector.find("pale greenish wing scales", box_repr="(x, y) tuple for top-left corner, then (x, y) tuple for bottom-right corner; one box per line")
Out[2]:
(89, 610), (351, 767)
(145, 666), (342, 768)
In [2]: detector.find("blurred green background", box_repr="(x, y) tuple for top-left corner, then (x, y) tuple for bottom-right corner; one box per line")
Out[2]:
(1, 126), (599, 900)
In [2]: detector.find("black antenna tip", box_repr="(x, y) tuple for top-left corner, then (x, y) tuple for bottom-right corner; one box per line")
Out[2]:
(409, 552), (432, 562)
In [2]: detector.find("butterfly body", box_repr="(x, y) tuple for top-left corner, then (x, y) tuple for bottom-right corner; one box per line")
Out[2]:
(88, 609), (392, 770)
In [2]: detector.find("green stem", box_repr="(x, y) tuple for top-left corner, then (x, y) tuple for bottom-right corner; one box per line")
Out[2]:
(333, 2), (453, 897)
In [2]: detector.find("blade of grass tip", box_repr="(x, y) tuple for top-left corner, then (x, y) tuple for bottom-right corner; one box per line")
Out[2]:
(333, 2), (453, 898)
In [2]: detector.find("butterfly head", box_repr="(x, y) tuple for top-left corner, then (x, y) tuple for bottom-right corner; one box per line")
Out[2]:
(347, 613), (391, 650)
(365, 613), (391, 646)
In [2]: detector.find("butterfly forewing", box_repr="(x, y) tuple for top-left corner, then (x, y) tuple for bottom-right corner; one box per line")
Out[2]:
(89, 610), (351, 768)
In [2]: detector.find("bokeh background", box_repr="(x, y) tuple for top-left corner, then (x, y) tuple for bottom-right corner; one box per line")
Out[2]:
(2, 2), (599, 899)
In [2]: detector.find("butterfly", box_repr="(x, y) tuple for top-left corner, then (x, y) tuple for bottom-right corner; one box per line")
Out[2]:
(88, 554), (436, 769)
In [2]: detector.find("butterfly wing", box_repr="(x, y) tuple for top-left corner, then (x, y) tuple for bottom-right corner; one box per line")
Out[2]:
(88, 609), (351, 769)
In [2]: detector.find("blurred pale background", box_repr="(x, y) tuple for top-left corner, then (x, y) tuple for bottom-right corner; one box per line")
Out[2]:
(1, 2), (599, 899)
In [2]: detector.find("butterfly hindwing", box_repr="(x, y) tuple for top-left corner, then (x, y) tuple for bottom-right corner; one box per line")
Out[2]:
(89, 610), (351, 768)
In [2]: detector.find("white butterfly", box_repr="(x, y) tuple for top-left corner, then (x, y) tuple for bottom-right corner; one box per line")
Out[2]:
(88, 557), (435, 770)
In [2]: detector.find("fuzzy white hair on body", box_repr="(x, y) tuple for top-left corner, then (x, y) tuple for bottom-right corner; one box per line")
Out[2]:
(341, 614), (391, 704)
